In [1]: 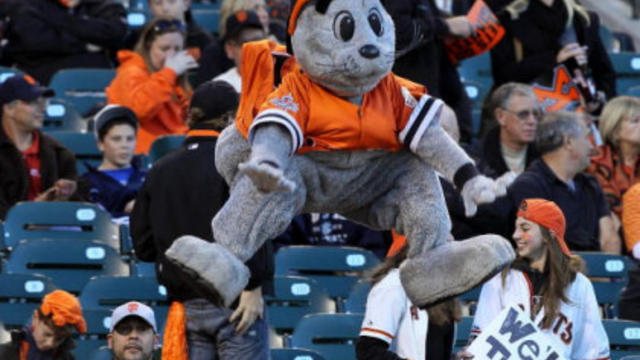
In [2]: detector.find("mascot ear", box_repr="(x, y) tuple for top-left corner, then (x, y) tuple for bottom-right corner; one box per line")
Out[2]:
(315, 0), (332, 14)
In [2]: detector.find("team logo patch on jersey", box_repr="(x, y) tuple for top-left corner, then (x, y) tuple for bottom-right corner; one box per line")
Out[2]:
(401, 87), (418, 109)
(270, 94), (300, 112)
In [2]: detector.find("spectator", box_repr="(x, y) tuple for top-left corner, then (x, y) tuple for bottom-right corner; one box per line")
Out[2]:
(619, 183), (640, 321)
(77, 105), (146, 219)
(458, 199), (610, 360)
(500, 111), (621, 253)
(107, 301), (159, 360)
(0, 75), (77, 220)
(107, 17), (198, 154)
(0, 290), (87, 360)
(382, 0), (474, 143)
(588, 96), (640, 218)
(490, 0), (616, 100)
(131, 81), (271, 360)
(0, 0), (127, 84)
(213, 10), (268, 93)
(265, 0), (290, 42)
(468, 82), (541, 178)
(125, 0), (212, 60)
(194, 0), (270, 87)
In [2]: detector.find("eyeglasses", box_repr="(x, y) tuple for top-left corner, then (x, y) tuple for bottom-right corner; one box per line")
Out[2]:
(114, 322), (152, 336)
(501, 108), (543, 121)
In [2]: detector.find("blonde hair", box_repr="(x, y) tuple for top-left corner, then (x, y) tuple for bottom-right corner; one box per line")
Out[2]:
(219, 0), (266, 38)
(599, 96), (640, 148)
(505, 0), (589, 26)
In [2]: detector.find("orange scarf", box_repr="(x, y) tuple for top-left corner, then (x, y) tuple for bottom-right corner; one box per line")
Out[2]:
(19, 341), (28, 360)
(161, 302), (188, 360)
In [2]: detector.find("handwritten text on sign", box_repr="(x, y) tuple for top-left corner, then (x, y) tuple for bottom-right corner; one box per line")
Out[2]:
(467, 306), (566, 360)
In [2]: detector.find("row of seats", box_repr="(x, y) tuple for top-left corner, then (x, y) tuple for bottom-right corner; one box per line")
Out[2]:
(127, 8), (220, 31)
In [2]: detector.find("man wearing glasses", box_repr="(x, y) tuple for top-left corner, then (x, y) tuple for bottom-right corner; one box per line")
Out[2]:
(0, 75), (77, 220)
(469, 82), (541, 178)
(108, 301), (159, 360)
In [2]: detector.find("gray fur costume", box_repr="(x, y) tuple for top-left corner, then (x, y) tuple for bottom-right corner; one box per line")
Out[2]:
(167, 0), (515, 308)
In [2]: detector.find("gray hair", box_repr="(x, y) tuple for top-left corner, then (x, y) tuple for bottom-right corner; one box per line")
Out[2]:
(490, 82), (536, 110)
(536, 111), (584, 155)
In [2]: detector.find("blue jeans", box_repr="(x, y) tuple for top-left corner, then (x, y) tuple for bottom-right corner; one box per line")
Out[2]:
(184, 298), (269, 360)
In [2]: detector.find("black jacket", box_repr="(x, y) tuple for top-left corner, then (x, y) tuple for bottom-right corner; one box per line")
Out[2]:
(0, 327), (75, 360)
(130, 131), (274, 304)
(466, 126), (539, 179)
(490, 1), (616, 98)
(0, 126), (77, 220)
(1, 0), (127, 83)
(382, 0), (472, 143)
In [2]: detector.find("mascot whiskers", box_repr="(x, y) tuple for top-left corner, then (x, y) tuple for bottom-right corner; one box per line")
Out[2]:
(166, 0), (516, 308)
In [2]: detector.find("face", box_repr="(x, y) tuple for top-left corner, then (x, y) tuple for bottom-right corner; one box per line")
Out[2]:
(513, 217), (546, 261)
(108, 317), (157, 360)
(99, 124), (137, 169)
(32, 313), (69, 352)
(149, 0), (186, 21)
(4, 97), (47, 132)
(496, 94), (541, 146)
(225, 28), (267, 67)
(617, 111), (640, 147)
(567, 122), (595, 171)
(247, 0), (269, 32)
(291, 0), (396, 97)
(149, 32), (184, 70)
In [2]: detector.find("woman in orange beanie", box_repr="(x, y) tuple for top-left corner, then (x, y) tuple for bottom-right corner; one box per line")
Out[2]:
(0, 289), (86, 360)
(458, 198), (610, 360)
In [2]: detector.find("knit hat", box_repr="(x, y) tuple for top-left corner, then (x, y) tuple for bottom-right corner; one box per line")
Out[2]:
(189, 80), (239, 123)
(39, 290), (87, 334)
(517, 199), (571, 257)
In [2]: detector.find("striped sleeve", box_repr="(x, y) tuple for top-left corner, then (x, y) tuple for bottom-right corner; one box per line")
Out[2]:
(248, 108), (304, 154)
(398, 94), (444, 152)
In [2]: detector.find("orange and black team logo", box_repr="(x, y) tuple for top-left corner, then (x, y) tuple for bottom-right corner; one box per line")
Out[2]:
(532, 65), (582, 113)
(127, 302), (139, 313)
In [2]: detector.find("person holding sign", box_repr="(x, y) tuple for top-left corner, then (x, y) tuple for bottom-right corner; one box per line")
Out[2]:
(458, 198), (610, 360)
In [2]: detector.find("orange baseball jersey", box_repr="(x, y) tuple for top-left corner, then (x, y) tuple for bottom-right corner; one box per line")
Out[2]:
(234, 41), (441, 155)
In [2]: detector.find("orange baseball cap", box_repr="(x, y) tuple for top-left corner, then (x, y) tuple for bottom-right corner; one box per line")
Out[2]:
(39, 290), (87, 334)
(517, 199), (571, 257)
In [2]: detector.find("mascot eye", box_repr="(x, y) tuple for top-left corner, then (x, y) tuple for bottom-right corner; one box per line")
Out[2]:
(368, 9), (383, 36)
(333, 11), (355, 42)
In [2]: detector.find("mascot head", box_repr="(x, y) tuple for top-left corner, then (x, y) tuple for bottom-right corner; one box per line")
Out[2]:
(288, 0), (396, 97)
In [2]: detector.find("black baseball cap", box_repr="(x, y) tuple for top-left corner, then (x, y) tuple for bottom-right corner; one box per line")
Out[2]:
(224, 10), (265, 42)
(93, 104), (138, 140)
(0, 75), (54, 105)
(190, 80), (239, 123)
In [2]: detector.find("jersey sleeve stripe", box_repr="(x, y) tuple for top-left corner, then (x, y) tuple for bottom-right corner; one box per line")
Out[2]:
(360, 327), (394, 343)
(399, 95), (429, 144)
(407, 98), (443, 152)
(249, 109), (303, 153)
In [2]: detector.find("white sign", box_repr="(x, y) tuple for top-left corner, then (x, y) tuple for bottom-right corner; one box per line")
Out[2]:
(468, 306), (566, 360)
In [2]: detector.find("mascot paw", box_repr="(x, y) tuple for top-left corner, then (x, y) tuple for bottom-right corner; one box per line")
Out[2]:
(399, 234), (515, 308)
(165, 236), (250, 307)
(239, 161), (296, 193)
(461, 175), (503, 217)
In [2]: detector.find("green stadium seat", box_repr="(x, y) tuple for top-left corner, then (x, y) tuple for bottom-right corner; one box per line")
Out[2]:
(5, 239), (129, 293)
(603, 319), (640, 360)
(577, 252), (629, 318)
(3, 201), (119, 251)
(0, 273), (57, 329)
(271, 348), (326, 360)
(43, 98), (86, 132)
(609, 52), (640, 94)
(343, 279), (371, 314)
(147, 135), (185, 165)
(49, 68), (116, 116)
(72, 308), (112, 359)
(453, 316), (474, 353)
(290, 313), (363, 360)
(191, 8), (220, 33)
(48, 131), (102, 173)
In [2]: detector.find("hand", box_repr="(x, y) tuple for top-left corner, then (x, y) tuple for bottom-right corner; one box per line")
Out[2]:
(446, 16), (475, 38)
(164, 51), (199, 76)
(34, 179), (77, 202)
(556, 43), (588, 66)
(124, 199), (136, 214)
(461, 175), (505, 217)
(238, 160), (296, 193)
(229, 287), (264, 335)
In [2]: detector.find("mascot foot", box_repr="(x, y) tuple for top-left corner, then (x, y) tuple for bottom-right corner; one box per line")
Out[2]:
(399, 234), (515, 308)
(165, 235), (250, 307)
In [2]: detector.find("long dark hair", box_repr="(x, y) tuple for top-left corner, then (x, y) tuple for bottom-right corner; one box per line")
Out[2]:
(502, 227), (585, 329)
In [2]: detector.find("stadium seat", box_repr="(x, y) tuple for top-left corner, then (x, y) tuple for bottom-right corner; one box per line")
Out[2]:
(127, 0), (149, 12)
(49, 68), (116, 116)
(191, 8), (220, 33)
(609, 52), (640, 94)
(0, 273), (57, 329)
(453, 316), (474, 353)
(2, 201), (119, 251)
(577, 252), (628, 318)
(88, 346), (112, 360)
(275, 246), (380, 300)
(265, 275), (333, 334)
(79, 275), (169, 333)
(599, 25), (616, 53)
(5, 239), (129, 293)
(73, 308), (112, 359)
(624, 85), (640, 97)
(43, 98), (86, 132)
(271, 348), (327, 360)
(0, 66), (24, 83)
(48, 131), (102, 173)
(603, 319), (640, 360)
(127, 11), (148, 28)
(147, 134), (185, 165)
(290, 313), (363, 360)
(130, 260), (157, 277)
(458, 52), (493, 90)
(343, 279), (371, 314)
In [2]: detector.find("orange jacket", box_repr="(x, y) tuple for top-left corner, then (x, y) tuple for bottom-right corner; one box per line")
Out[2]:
(622, 183), (640, 253)
(588, 145), (640, 217)
(106, 50), (190, 154)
